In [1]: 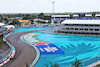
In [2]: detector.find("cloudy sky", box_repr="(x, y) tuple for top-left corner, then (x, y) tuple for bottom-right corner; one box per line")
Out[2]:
(0, 0), (100, 13)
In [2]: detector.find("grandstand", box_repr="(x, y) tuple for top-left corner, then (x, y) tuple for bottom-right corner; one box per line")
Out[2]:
(73, 14), (92, 19)
(55, 20), (100, 35)
(51, 15), (70, 23)
(73, 15), (78, 19)
(78, 14), (92, 19)
(95, 14), (100, 19)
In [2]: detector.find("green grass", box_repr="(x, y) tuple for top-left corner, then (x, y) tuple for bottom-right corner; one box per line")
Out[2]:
(0, 40), (5, 46)
(96, 65), (100, 67)
(0, 35), (3, 38)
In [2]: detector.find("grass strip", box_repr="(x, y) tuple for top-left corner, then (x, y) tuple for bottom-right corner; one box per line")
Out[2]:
(0, 40), (5, 46)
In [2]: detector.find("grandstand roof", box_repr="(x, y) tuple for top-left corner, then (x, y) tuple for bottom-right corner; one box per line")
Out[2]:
(95, 14), (100, 16)
(61, 20), (100, 25)
(52, 15), (70, 17)
(85, 14), (92, 16)
(73, 15), (78, 17)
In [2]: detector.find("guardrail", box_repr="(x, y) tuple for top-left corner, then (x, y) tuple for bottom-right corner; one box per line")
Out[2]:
(0, 30), (15, 67)
(0, 24), (59, 67)
(20, 24), (60, 28)
(0, 49), (11, 60)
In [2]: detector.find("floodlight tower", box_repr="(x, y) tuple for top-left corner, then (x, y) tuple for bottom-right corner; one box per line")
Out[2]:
(51, 1), (55, 24)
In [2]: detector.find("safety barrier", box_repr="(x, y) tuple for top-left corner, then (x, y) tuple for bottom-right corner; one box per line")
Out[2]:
(0, 24), (59, 67)
(0, 49), (11, 60)
(0, 31), (15, 67)
(21, 24), (60, 28)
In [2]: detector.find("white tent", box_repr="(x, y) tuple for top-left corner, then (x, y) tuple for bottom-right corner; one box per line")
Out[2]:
(4, 25), (15, 29)
(0, 23), (5, 26)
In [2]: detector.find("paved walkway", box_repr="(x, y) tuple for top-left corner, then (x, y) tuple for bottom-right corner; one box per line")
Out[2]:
(86, 61), (100, 67)
(3, 31), (40, 67)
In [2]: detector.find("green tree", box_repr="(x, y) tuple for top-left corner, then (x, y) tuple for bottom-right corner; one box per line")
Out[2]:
(72, 58), (82, 67)
(31, 19), (34, 24)
(36, 20), (40, 23)
(44, 61), (59, 67)
(54, 21), (57, 23)
(44, 16), (51, 20)
(54, 64), (59, 67)
(23, 16), (31, 20)
(40, 21), (46, 24)
(92, 13), (96, 18)
(10, 19), (20, 25)
(38, 13), (44, 19)
(96, 65), (100, 67)
(70, 14), (73, 19)
(31, 15), (37, 19)
(48, 21), (51, 23)
(44, 64), (48, 67)
(4, 18), (9, 23)
(26, 63), (29, 67)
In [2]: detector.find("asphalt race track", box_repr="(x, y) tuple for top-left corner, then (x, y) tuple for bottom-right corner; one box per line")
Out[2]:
(3, 31), (40, 67)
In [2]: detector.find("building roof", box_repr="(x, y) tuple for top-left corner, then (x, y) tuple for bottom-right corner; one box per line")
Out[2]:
(85, 14), (92, 16)
(5, 25), (15, 29)
(61, 20), (100, 25)
(95, 14), (100, 16)
(0, 23), (5, 26)
(73, 15), (78, 17)
(52, 15), (70, 17)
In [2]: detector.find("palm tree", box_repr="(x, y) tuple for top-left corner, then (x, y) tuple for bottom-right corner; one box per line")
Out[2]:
(72, 58), (82, 67)
(96, 65), (100, 67)
(44, 61), (59, 67)
(44, 64), (48, 67)
(26, 63), (29, 67)
(53, 63), (59, 67)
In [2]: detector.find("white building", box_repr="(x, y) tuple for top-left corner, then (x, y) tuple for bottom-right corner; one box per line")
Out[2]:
(73, 15), (78, 19)
(0, 23), (5, 27)
(73, 14), (92, 19)
(4, 25), (15, 29)
(51, 15), (70, 23)
(0, 23), (6, 35)
(85, 14), (92, 17)
(0, 23), (15, 35)
(55, 20), (100, 35)
(95, 14), (100, 19)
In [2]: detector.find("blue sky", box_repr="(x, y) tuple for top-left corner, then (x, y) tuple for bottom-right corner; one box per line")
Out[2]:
(0, 0), (100, 13)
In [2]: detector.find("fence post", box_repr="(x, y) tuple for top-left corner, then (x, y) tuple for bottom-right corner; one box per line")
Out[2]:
(91, 57), (93, 65)
(96, 55), (97, 65)
(87, 58), (88, 66)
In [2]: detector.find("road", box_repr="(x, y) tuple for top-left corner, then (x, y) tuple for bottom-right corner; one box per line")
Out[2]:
(3, 31), (40, 67)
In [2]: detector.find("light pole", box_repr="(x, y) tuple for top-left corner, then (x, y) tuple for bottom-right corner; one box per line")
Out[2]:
(51, 1), (55, 24)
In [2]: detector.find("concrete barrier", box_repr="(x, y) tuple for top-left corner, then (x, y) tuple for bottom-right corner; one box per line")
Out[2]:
(0, 31), (15, 67)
